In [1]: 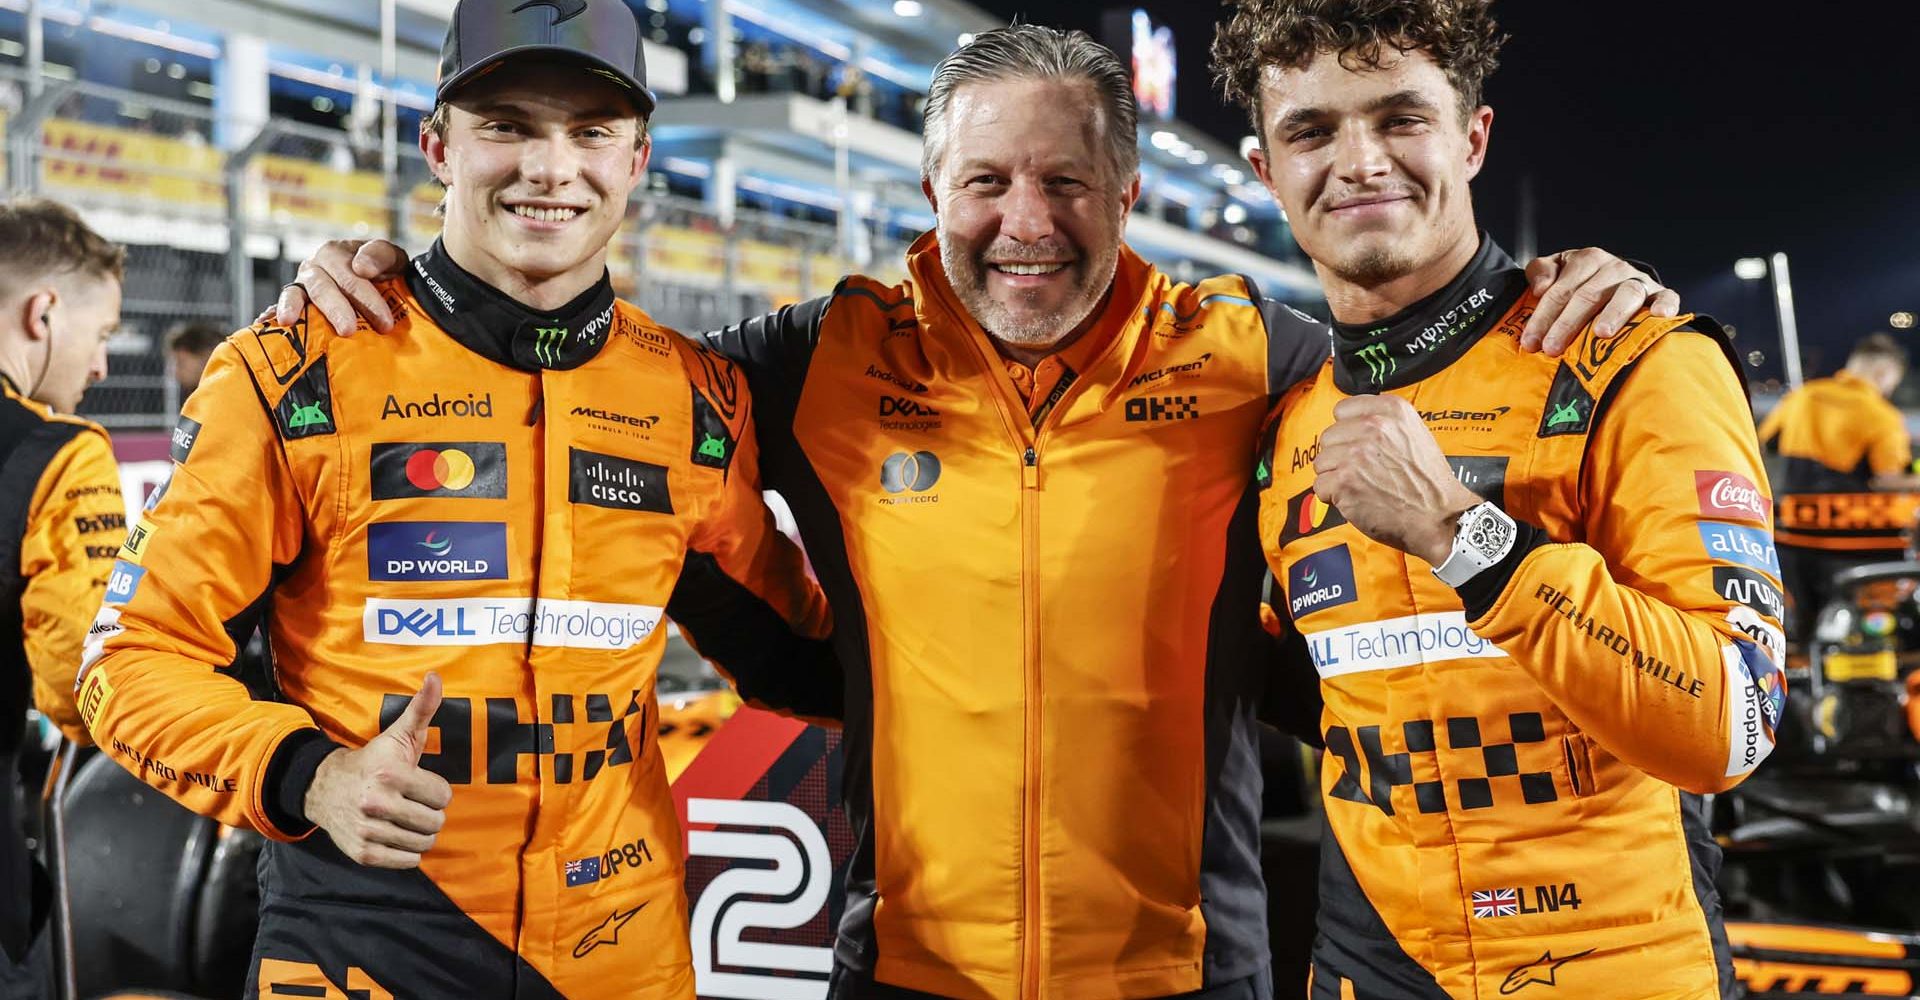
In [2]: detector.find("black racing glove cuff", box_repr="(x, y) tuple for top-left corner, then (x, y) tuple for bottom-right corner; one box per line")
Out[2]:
(1455, 518), (1550, 622)
(264, 727), (347, 837)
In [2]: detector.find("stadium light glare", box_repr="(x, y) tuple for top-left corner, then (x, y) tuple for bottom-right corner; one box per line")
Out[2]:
(893, 0), (923, 16)
(1734, 257), (1767, 281)
(1222, 203), (1247, 225)
(1150, 130), (1178, 150)
(1893, 312), (1916, 330)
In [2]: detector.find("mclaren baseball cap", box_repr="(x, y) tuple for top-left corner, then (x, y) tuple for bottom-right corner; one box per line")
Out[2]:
(437, 0), (656, 117)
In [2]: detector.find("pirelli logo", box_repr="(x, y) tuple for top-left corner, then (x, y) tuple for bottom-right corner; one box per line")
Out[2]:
(78, 669), (115, 730)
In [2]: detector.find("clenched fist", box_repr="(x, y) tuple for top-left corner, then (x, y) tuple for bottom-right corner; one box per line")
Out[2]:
(1312, 395), (1482, 567)
(303, 672), (454, 869)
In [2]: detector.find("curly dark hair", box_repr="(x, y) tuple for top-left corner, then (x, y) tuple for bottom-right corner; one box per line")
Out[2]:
(1211, 0), (1506, 131)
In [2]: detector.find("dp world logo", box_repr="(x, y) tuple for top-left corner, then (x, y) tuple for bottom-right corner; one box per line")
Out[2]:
(880, 451), (940, 493)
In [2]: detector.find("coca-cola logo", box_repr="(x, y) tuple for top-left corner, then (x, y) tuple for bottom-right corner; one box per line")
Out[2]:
(1695, 470), (1771, 522)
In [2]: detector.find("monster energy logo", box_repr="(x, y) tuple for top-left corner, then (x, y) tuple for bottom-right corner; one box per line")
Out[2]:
(1256, 459), (1270, 481)
(697, 434), (729, 460)
(534, 326), (569, 367)
(1356, 343), (1396, 384)
(286, 402), (330, 431)
(1545, 400), (1584, 428)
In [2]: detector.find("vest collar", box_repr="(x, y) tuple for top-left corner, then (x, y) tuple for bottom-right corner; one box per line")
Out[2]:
(403, 238), (619, 372)
(1330, 234), (1528, 393)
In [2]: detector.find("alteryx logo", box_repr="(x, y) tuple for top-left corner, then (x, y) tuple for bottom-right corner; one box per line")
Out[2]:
(368, 522), (508, 581)
(1288, 544), (1357, 619)
(1699, 521), (1780, 576)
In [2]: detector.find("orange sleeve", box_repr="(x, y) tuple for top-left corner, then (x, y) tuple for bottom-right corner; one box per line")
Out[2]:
(1467, 331), (1785, 794)
(78, 341), (326, 840)
(18, 428), (122, 745)
(1866, 403), (1913, 477)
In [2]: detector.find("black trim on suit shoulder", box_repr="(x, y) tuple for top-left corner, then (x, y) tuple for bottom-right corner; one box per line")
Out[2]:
(700, 287), (836, 385)
(1241, 274), (1330, 398)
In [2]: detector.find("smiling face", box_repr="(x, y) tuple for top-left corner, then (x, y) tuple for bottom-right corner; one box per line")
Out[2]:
(1246, 46), (1489, 297)
(424, 59), (649, 306)
(924, 76), (1140, 350)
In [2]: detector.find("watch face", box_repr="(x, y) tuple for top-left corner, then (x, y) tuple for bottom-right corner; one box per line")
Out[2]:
(1465, 507), (1514, 559)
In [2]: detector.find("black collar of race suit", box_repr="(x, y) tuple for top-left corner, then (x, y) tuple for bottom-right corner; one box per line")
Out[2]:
(403, 238), (619, 372)
(1330, 235), (1530, 394)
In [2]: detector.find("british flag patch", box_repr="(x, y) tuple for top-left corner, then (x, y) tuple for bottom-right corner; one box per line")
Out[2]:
(1472, 888), (1519, 918)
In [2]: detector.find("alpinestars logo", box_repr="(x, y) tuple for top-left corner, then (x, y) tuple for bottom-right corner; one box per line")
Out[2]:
(1356, 342), (1395, 384)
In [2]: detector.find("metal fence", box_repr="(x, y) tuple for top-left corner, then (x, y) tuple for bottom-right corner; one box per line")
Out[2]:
(0, 66), (906, 430)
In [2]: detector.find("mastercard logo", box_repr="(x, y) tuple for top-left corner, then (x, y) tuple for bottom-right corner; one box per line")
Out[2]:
(406, 448), (478, 491)
(1281, 485), (1347, 544)
(371, 442), (507, 500)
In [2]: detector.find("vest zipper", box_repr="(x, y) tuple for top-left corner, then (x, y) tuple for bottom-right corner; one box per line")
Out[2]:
(1020, 439), (1043, 998)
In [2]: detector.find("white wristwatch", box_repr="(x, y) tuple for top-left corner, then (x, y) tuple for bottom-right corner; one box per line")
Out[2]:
(1432, 501), (1518, 587)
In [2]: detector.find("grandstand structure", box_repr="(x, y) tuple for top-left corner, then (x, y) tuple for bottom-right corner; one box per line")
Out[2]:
(0, 0), (1319, 431)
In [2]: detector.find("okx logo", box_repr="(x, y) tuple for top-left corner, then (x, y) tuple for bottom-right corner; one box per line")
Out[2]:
(371, 442), (508, 499)
(1356, 342), (1395, 385)
(1288, 544), (1357, 619)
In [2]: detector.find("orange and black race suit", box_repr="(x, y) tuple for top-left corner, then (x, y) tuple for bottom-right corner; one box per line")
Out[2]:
(1, 374), (123, 984)
(1259, 238), (1786, 999)
(1757, 371), (1918, 630)
(76, 241), (839, 999)
(702, 232), (1327, 999)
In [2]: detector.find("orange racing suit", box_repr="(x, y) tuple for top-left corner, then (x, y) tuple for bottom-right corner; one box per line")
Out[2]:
(1259, 238), (1785, 1000)
(76, 241), (839, 999)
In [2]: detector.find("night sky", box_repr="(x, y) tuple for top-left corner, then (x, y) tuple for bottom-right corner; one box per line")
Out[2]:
(970, 0), (1920, 382)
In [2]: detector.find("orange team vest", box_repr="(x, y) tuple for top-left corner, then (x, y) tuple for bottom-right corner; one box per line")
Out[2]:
(1260, 240), (1778, 1000)
(705, 231), (1329, 999)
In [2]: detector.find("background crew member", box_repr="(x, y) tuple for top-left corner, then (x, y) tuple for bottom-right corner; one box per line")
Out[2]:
(1760, 332), (1920, 637)
(0, 197), (125, 998)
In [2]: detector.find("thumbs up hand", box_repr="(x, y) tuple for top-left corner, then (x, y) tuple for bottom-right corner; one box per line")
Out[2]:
(303, 673), (455, 869)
